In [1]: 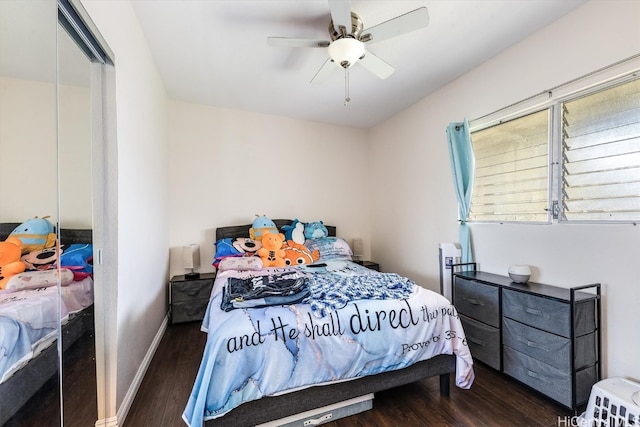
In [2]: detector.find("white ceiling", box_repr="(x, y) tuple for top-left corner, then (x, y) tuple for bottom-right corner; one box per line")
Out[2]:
(130, 0), (589, 128)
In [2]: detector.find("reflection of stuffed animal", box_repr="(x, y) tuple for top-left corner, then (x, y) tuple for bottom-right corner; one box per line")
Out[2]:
(283, 240), (320, 266)
(304, 221), (328, 239)
(282, 219), (305, 245)
(59, 243), (93, 279)
(21, 245), (61, 270)
(249, 215), (278, 242)
(9, 216), (56, 255)
(257, 231), (286, 268)
(0, 237), (26, 289)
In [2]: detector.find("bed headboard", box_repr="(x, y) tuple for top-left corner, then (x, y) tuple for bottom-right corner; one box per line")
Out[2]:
(0, 222), (93, 244)
(216, 219), (336, 241)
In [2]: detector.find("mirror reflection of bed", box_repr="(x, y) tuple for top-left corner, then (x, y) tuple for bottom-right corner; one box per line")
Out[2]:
(0, 2), (98, 425)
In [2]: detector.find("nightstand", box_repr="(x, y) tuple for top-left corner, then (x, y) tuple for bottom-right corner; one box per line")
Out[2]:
(353, 260), (380, 271)
(169, 272), (216, 324)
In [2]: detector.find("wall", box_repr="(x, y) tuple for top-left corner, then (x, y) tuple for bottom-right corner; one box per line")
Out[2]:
(369, 0), (640, 381)
(167, 101), (370, 277)
(80, 0), (170, 424)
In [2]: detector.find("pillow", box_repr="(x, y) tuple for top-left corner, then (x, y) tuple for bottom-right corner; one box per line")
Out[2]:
(4, 268), (74, 292)
(218, 256), (263, 272)
(304, 237), (353, 262)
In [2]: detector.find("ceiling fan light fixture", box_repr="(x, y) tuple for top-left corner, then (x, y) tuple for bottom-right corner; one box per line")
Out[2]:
(328, 37), (364, 68)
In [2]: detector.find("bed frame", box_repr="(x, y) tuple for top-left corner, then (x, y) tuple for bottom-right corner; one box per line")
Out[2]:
(0, 223), (94, 425)
(205, 219), (456, 426)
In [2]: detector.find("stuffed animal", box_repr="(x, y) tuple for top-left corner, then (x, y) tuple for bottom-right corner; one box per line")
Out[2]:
(58, 243), (94, 280)
(304, 221), (329, 239)
(21, 245), (61, 270)
(9, 216), (56, 255)
(0, 237), (26, 289)
(232, 237), (262, 255)
(213, 237), (262, 267)
(257, 230), (287, 268)
(282, 219), (305, 245)
(249, 215), (278, 242)
(283, 240), (320, 266)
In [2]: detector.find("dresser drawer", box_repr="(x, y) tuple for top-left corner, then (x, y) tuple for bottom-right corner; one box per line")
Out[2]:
(503, 317), (596, 371)
(454, 278), (499, 327)
(460, 314), (501, 370)
(171, 279), (214, 303)
(503, 346), (596, 408)
(172, 299), (210, 323)
(502, 289), (595, 338)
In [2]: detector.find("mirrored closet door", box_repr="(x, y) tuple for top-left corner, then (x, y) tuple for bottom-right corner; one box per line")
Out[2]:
(0, 0), (61, 424)
(1, 1), (113, 425)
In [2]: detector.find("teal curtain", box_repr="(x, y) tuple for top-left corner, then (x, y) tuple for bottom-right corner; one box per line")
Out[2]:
(446, 118), (475, 264)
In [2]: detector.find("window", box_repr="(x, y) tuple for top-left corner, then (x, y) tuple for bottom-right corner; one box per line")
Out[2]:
(561, 78), (640, 222)
(469, 109), (550, 223)
(468, 73), (640, 224)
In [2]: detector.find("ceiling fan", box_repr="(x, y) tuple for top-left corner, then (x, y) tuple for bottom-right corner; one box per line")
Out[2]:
(267, 0), (430, 84)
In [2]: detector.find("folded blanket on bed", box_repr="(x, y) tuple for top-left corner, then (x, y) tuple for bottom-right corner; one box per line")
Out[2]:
(303, 272), (415, 317)
(221, 273), (310, 311)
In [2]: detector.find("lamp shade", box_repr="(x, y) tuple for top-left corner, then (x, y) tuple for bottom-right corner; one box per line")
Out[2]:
(328, 37), (365, 68)
(352, 238), (363, 258)
(182, 244), (200, 270)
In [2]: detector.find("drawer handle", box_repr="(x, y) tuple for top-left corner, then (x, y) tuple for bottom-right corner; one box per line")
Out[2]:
(524, 307), (543, 316)
(517, 337), (548, 352)
(464, 297), (484, 306)
(526, 369), (548, 383)
(468, 337), (485, 347)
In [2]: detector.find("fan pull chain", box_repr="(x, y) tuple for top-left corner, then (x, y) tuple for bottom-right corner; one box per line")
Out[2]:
(344, 67), (351, 107)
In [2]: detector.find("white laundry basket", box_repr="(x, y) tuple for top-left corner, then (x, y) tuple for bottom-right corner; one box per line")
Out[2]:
(578, 377), (640, 426)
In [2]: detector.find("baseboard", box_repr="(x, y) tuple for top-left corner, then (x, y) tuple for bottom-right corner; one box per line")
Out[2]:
(94, 416), (119, 427)
(94, 314), (168, 427)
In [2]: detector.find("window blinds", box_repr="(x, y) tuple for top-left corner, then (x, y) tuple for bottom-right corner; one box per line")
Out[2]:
(561, 78), (640, 221)
(469, 109), (550, 222)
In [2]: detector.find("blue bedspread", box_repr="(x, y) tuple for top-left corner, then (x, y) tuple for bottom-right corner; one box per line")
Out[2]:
(183, 261), (474, 426)
(0, 287), (60, 383)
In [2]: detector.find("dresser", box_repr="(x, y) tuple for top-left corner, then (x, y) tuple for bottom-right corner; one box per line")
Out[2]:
(169, 272), (216, 324)
(452, 268), (601, 412)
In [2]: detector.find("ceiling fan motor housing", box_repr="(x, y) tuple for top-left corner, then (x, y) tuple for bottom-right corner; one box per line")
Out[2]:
(329, 12), (364, 41)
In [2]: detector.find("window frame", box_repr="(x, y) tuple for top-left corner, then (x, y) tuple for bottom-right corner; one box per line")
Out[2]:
(467, 66), (640, 225)
(556, 76), (640, 224)
(468, 107), (554, 224)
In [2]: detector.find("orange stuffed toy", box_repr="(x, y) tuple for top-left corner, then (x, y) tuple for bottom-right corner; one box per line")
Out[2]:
(0, 237), (26, 290)
(257, 231), (287, 268)
(283, 240), (320, 266)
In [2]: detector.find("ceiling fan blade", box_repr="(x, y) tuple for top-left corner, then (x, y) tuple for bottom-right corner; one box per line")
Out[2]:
(358, 51), (395, 79)
(363, 7), (429, 44)
(267, 37), (330, 48)
(310, 58), (338, 84)
(328, 0), (352, 34)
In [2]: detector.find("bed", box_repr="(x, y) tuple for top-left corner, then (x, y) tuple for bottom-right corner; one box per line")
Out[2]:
(0, 222), (94, 425)
(183, 220), (474, 427)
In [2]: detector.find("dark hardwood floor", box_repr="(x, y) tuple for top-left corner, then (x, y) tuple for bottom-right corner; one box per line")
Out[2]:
(124, 322), (574, 427)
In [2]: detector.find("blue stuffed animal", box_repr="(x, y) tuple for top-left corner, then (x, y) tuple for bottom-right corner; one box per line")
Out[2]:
(282, 219), (305, 245)
(304, 221), (328, 240)
(249, 215), (278, 242)
(9, 216), (57, 255)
